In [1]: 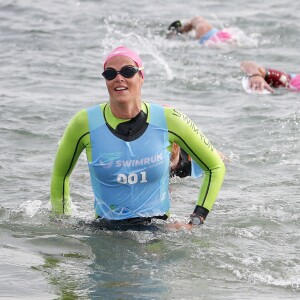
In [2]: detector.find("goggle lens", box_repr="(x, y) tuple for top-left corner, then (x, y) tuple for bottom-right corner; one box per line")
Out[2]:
(102, 66), (143, 81)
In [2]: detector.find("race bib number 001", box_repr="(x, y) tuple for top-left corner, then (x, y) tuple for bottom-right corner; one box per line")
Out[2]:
(117, 171), (147, 184)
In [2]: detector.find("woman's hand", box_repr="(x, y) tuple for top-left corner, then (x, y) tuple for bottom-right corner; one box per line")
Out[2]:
(249, 74), (274, 93)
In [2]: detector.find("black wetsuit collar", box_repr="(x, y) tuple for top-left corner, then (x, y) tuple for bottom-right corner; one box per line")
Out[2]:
(105, 104), (149, 141)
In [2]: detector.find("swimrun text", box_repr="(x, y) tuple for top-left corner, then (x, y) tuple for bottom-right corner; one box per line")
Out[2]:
(115, 153), (163, 167)
(172, 109), (214, 151)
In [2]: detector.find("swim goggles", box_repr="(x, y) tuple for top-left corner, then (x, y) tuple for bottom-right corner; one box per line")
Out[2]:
(168, 20), (182, 33)
(102, 66), (144, 81)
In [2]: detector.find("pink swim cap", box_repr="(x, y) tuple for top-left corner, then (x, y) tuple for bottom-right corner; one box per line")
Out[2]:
(103, 46), (144, 78)
(290, 74), (300, 90)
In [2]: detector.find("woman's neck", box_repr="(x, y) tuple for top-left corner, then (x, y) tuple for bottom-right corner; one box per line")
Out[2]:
(110, 102), (142, 119)
(104, 102), (147, 128)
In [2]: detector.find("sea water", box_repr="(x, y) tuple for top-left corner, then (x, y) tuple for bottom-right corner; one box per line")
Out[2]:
(0, 0), (299, 299)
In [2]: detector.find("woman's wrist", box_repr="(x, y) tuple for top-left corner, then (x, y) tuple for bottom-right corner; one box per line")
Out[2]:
(248, 73), (264, 78)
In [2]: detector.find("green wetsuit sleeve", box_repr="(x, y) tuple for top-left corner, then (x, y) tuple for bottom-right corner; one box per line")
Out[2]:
(165, 106), (226, 214)
(50, 109), (90, 215)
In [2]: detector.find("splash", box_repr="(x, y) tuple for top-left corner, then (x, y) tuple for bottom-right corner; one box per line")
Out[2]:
(18, 200), (44, 217)
(102, 17), (174, 81)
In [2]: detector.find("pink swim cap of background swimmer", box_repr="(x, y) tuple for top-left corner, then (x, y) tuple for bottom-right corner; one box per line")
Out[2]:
(103, 46), (144, 78)
(289, 74), (300, 90)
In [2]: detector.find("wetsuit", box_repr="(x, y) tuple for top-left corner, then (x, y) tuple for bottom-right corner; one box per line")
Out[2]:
(51, 102), (225, 221)
(199, 28), (232, 45)
(170, 148), (203, 178)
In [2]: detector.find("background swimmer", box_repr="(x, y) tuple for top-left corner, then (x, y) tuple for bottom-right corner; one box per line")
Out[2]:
(167, 16), (232, 45)
(241, 60), (300, 93)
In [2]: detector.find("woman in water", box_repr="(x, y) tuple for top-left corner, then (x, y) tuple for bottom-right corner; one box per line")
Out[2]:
(241, 60), (300, 93)
(50, 46), (225, 226)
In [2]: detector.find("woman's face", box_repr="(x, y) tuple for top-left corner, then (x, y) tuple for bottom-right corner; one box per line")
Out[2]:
(104, 55), (144, 107)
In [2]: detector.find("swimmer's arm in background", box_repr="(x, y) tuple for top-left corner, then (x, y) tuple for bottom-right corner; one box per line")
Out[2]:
(50, 109), (90, 215)
(240, 61), (274, 93)
(165, 107), (226, 222)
